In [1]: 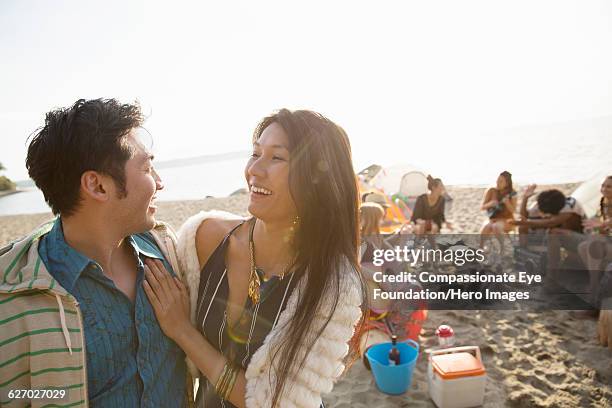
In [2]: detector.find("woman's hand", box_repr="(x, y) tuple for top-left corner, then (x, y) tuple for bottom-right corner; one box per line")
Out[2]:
(583, 218), (604, 230)
(482, 199), (499, 210)
(143, 258), (192, 341)
(523, 184), (537, 198)
(399, 222), (413, 233)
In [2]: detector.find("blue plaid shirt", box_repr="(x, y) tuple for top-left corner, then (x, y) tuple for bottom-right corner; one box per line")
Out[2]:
(38, 218), (187, 407)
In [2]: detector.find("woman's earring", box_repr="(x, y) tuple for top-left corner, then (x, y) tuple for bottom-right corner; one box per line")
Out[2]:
(285, 215), (300, 243)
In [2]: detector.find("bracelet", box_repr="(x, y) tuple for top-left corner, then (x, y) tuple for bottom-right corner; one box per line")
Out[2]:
(215, 360), (239, 400)
(214, 363), (229, 396)
(223, 365), (238, 400)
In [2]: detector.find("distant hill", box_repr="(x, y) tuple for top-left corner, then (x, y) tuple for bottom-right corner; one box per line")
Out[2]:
(14, 150), (251, 187)
(154, 150), (250, 169)
(16, 179), (35, 188)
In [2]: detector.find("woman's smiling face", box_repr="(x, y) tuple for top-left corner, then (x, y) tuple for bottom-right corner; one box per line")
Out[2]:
(245, 122), (298, 223)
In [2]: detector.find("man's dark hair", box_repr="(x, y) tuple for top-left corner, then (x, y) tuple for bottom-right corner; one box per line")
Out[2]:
(26, 98), (143, 216)
(537, 189), (566, 215)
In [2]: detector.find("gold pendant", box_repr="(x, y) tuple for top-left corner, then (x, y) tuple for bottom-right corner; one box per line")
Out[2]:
(248, 267), (261, 304)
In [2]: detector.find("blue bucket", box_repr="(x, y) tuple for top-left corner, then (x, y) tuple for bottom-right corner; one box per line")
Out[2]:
(365, 339), (419, 395)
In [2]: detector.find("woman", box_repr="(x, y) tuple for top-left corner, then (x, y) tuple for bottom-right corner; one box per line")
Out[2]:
(358, 203), (389, 352)
(143, 109), (366, 408)
(582, 175), (612, 236)
(358, 202), (426, 362)
(480, 171), (517, 250)
(411, 175), (451, 235)
(578, 176), (612, 314)
(360, 202), (385, 265)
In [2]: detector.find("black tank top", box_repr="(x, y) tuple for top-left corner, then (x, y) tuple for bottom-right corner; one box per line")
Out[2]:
(195, 219), (299, 408)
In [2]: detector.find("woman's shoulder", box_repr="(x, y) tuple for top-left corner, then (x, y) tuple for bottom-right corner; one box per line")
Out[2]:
(413, 194), (427, 209)
(177, 210), (246, 268)
(177, 210), (245, 242)
(484, 187), (498, 197)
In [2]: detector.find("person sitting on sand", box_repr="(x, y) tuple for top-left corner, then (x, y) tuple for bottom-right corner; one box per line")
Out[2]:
(480, 171), (517, 251)
(358, 203), (392, 351)
(588, 176), (612, 350)
(362, 191), (409, 231)
(411, 175), (452, 235)
(142, 109), (366, 408)
(582, 176), (612, 236)
(513, 187), (586, 289)
(515, 186), (585, 233)
(360, 202), (385, 266)
(576, 176), (612, 314)
(358, 202), (426, 362)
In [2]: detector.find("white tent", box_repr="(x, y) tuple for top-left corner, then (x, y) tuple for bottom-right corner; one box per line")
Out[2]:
(367, 163), (428, 196)
(572, 170), (611, 218)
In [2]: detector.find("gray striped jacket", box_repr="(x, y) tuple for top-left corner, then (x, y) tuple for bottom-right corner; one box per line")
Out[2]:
(0, 220), (189, 408)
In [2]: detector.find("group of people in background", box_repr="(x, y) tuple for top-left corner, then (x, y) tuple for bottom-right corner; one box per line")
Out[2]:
(358, 171), (612, 349)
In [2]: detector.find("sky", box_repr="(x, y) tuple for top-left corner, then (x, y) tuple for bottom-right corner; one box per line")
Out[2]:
(1, 0), (611, 184)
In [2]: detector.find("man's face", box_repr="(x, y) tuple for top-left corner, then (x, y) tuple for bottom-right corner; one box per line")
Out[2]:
(109, 129), (163, 234)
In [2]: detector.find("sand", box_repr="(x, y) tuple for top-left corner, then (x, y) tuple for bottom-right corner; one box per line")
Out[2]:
(1, 184), (610, 407)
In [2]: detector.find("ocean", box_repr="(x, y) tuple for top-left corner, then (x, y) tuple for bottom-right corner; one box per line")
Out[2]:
(0, 158), (249, 216)
(1, 117), (611, 216)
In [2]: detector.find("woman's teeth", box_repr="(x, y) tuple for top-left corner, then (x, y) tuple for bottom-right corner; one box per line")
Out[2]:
(251, 186), (272, 195)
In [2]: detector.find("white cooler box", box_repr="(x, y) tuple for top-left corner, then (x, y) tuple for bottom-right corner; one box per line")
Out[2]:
(428, 346), (486, 408)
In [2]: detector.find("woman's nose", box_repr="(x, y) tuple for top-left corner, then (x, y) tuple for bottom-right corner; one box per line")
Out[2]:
(247, 157), (266, 178)
(153, 168), (164, 190)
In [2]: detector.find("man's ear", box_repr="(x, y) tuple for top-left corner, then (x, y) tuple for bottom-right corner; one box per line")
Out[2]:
(81, 171), (110, 202)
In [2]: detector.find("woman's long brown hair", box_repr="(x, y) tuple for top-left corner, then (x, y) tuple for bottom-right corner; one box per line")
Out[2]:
(499, 170), (513, 196)
(360, 203), (384, 236)
(252, 109), (367, 406)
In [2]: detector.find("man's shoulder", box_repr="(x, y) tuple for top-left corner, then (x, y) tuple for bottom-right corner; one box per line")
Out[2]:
(0, 221), (54, 255)
(0, 241), (15, 257)
(0, 289), (59, 319)
(0, 221), (54, 274)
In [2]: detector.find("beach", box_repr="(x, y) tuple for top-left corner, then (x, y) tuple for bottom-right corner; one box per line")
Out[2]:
(1, 183), (610, 407)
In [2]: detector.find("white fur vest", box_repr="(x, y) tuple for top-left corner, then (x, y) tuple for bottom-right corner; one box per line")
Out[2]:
(177, 210), (363, 408)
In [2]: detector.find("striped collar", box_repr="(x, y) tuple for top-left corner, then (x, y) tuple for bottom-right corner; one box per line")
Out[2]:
(0, 219), (65, 296)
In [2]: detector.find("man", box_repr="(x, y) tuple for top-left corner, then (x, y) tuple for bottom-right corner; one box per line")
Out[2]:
(0, 99), (189, 407)
(514, 185), (585, 234)
(513, 185), (588, 297)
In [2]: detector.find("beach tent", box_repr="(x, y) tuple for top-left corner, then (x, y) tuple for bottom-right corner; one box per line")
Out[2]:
(357, 164), (382, 184)
(399, 171), (430, 197)
(365, 164), (429, 196)
(571, 170), (611, 218)
(360, 188), (410, 233)
(363, 164), (433, 215)
(359, 163), (454, 223)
